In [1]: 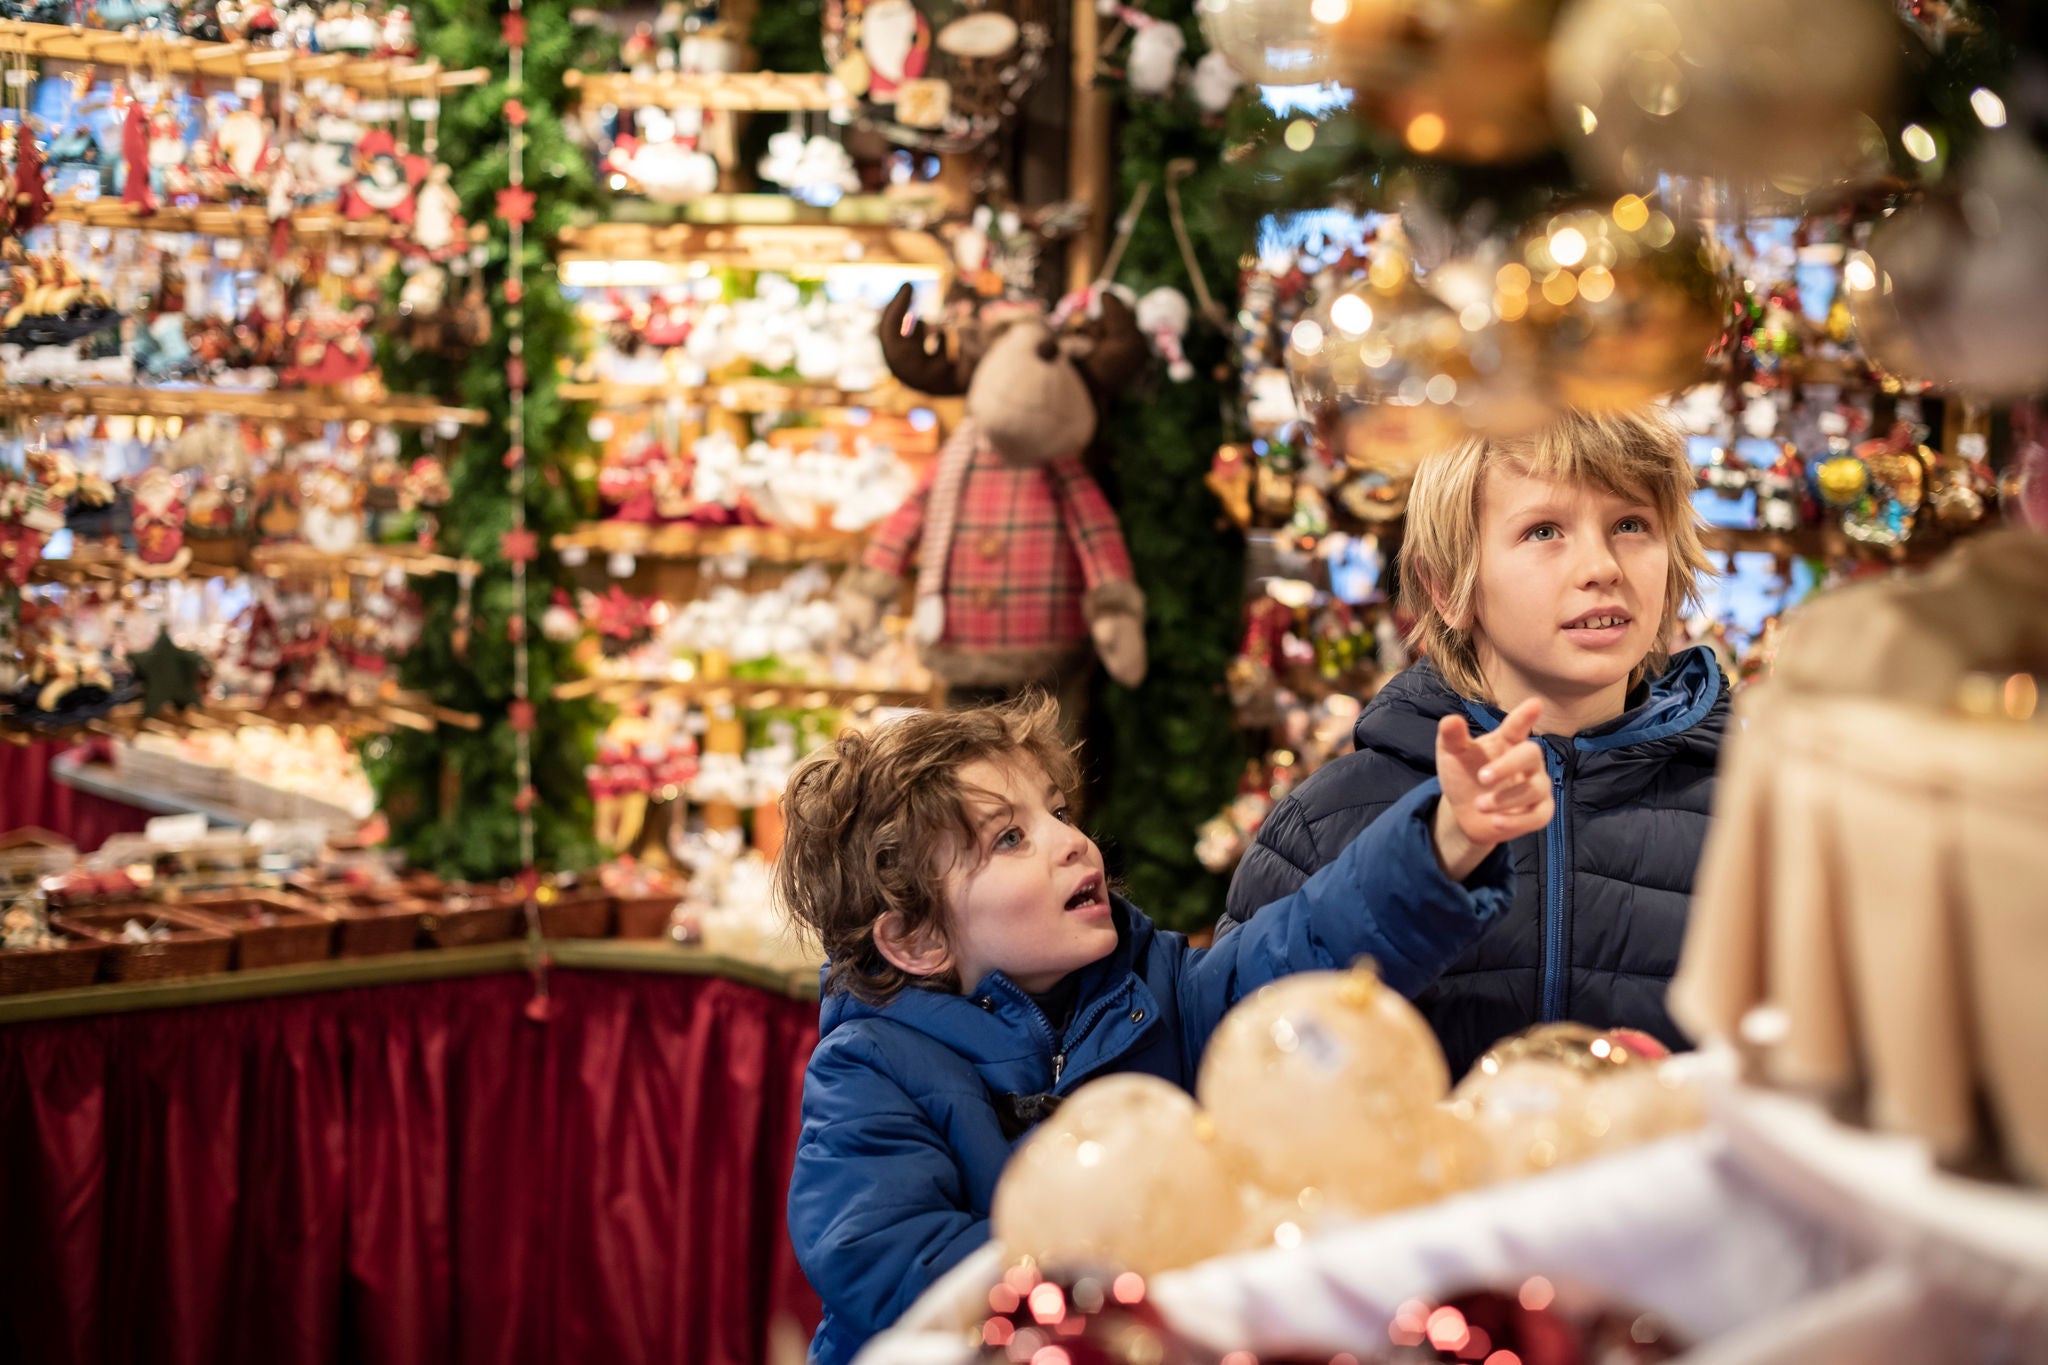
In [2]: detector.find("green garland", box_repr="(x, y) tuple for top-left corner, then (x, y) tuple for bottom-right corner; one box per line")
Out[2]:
(365, 0), (607, 881)
(1088, 9), (1250, 934)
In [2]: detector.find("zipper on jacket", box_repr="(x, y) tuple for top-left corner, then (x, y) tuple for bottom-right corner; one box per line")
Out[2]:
(1539, 741), (1574, 1022)
(1052, 1052), (1065, 1086)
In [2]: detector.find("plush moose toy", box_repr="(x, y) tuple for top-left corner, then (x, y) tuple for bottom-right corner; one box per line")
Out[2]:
(838, 284), (1149, 693)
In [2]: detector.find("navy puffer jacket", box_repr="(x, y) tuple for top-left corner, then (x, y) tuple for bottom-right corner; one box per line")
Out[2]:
(1222, 646), (1728, 1077)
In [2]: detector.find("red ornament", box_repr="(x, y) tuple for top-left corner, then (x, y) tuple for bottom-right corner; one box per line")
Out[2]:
(495, 186), (536, 226)
(504, 444), (526, 469)
(504, 279), (525, 305)
(516, 867), (540, 898)
(500, 527), (539, 563)
(507, 358), (527, 389)
(503, 99), (528, 126)
(120, 101), (156, 212)
(11, 129), (52, 232)
(507, 613), (526, 643)
(509, 700), (536, 733)
(513, 785), (537, 813)
(501, 13), (527, 47)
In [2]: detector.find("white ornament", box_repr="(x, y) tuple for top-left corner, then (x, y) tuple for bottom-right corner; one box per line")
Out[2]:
(1191, 49), (1244, 116)
(1127, 22), (1187, 97)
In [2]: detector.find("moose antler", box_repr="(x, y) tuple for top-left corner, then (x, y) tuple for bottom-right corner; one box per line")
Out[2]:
(1075, 289), (1151, 399)
(877, 283), (969, 397)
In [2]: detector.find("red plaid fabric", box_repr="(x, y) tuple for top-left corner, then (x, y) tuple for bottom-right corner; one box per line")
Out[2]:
(863, 438), (1135, 654)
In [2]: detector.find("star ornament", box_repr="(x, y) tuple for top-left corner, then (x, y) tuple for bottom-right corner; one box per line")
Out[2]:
(500, 527), (540, 564)
(495, 186), (536, 226)
(127, 628), (209, 719)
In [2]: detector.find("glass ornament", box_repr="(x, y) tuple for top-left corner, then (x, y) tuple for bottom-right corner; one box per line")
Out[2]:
(992, 1074), (1243, 1276)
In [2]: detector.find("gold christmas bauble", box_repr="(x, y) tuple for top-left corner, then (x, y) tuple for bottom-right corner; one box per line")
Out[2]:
(1197, 966), (1453, 1217)
(1290, 275), (1475, 467)
(1548, 0), (1897, 194)
(1339, 0), (1560, 163)
(1511, 201), (1732, 409)
(992, 1074), (1241, 1276)
(1449, 1024), (1706, 1184)
(1197, 0), (1334, 86)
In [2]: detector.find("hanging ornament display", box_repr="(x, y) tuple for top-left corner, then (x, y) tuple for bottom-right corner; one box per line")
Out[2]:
(991, 1074), (1242, 1276)
(823, 0), (1054, 151)
(1844, 135), (2048, 401)
(1548, 0), (1897, 196)
(123, 467), (195, 577)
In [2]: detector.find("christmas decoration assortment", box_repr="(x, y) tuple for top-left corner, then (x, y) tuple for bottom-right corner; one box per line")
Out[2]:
(989, 964), (1707, 1280)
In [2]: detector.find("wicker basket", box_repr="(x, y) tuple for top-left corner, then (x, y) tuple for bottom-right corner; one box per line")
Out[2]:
(537, 887), (613, 940)
(419, 885), (524, 949)
(171, 891), (335, 971)
(614, 893), (680, 941)
(0, 937), (105, 996)
(315, 892), (429, 958)
(50, 906), (234, 983)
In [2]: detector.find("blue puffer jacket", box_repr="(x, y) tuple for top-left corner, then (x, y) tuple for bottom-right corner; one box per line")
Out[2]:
(1222, 646), (1728, 1079)
(789, 782), (1515, 1365)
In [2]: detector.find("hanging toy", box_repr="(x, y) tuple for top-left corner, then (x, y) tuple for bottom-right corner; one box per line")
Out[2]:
(124, 467), (195, 577)
(1098, 1), (1185, 97)
(1134, 285), (1195, 381)
(120, 93), (156, 212)
(10, 117), (53, 232)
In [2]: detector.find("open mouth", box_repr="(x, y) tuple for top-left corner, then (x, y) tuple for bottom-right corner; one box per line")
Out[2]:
(1064, 876), (1106, 912)
(1562, 609), (1632, 632)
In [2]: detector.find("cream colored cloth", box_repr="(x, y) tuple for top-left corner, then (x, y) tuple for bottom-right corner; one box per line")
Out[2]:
(1670, 529), (2048, 1183)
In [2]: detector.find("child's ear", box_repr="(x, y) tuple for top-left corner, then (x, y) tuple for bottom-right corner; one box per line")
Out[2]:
(874, 910), (954, 979)
(1418, 568), (1473, 632)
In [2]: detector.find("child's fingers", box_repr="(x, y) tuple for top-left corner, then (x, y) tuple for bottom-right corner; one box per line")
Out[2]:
(1437, 713), (1478, 764)
(1496, 697), (1544, 747)
(1477, 739), (1546, 787)
(1476, 771), (1545, 812)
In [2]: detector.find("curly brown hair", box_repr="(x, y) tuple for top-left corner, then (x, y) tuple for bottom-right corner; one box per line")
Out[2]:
(774, 692), (1080, 1003)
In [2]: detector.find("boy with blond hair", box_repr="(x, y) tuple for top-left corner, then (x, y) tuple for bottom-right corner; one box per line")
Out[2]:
(1224, 407), (1727, 1076)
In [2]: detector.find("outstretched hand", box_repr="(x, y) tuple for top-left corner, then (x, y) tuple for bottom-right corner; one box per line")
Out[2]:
(1432, 697), (1554, 882)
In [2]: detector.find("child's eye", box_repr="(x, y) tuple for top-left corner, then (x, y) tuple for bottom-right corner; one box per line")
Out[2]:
(1052, 805), (1073, 825)
(992, 827), (1023, 852)
(1523, 523), (1560, 542)
(1616, 516), (1650, 534)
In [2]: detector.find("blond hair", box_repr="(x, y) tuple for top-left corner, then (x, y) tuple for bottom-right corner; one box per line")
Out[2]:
(1399, 407), (1713, 701)
(775, 692), (1079, 1003)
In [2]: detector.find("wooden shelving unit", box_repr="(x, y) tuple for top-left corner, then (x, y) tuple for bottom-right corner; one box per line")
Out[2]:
(553, 521), (868, 566)
(552, 674), (939, 712)
(0, 385), (486, 427)
(0, 689), (480, 746)
(0, 20), (488, 96)
(1699, 524), (1936, 563)
(32, 538), (475, 585)
(559, 376), (923, 414)
(563, 68), (838, 111)
(557, 220), (949, 275)
(43, 200), (412, 242)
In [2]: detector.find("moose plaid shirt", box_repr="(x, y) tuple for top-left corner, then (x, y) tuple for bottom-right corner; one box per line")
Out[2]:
(862, 437), (1136, 654)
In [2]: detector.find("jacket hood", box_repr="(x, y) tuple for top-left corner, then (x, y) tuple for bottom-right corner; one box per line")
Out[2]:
(1352, 646), (1728, 766)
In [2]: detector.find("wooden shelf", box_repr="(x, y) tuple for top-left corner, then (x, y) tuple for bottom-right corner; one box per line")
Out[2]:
(559, 377), (923, 414)
(44, 199), (409, 242)
(557, 220), (949, 273)
(0, 385), (486, 427)
(554, 521), (868, 566)
(575, 192), (949, 229)
(32, 539), (475, 584)
(564, 68), (838, 111)
(1698, 524), (1942, 563)
(1, 690), (480, 746)
(0, 21), (488, 97)
(553, 674), (938, 711)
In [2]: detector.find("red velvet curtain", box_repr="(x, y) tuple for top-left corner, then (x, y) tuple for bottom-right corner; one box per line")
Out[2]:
(0, 969), (822, 1365)
(0, 740), (153, 852)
